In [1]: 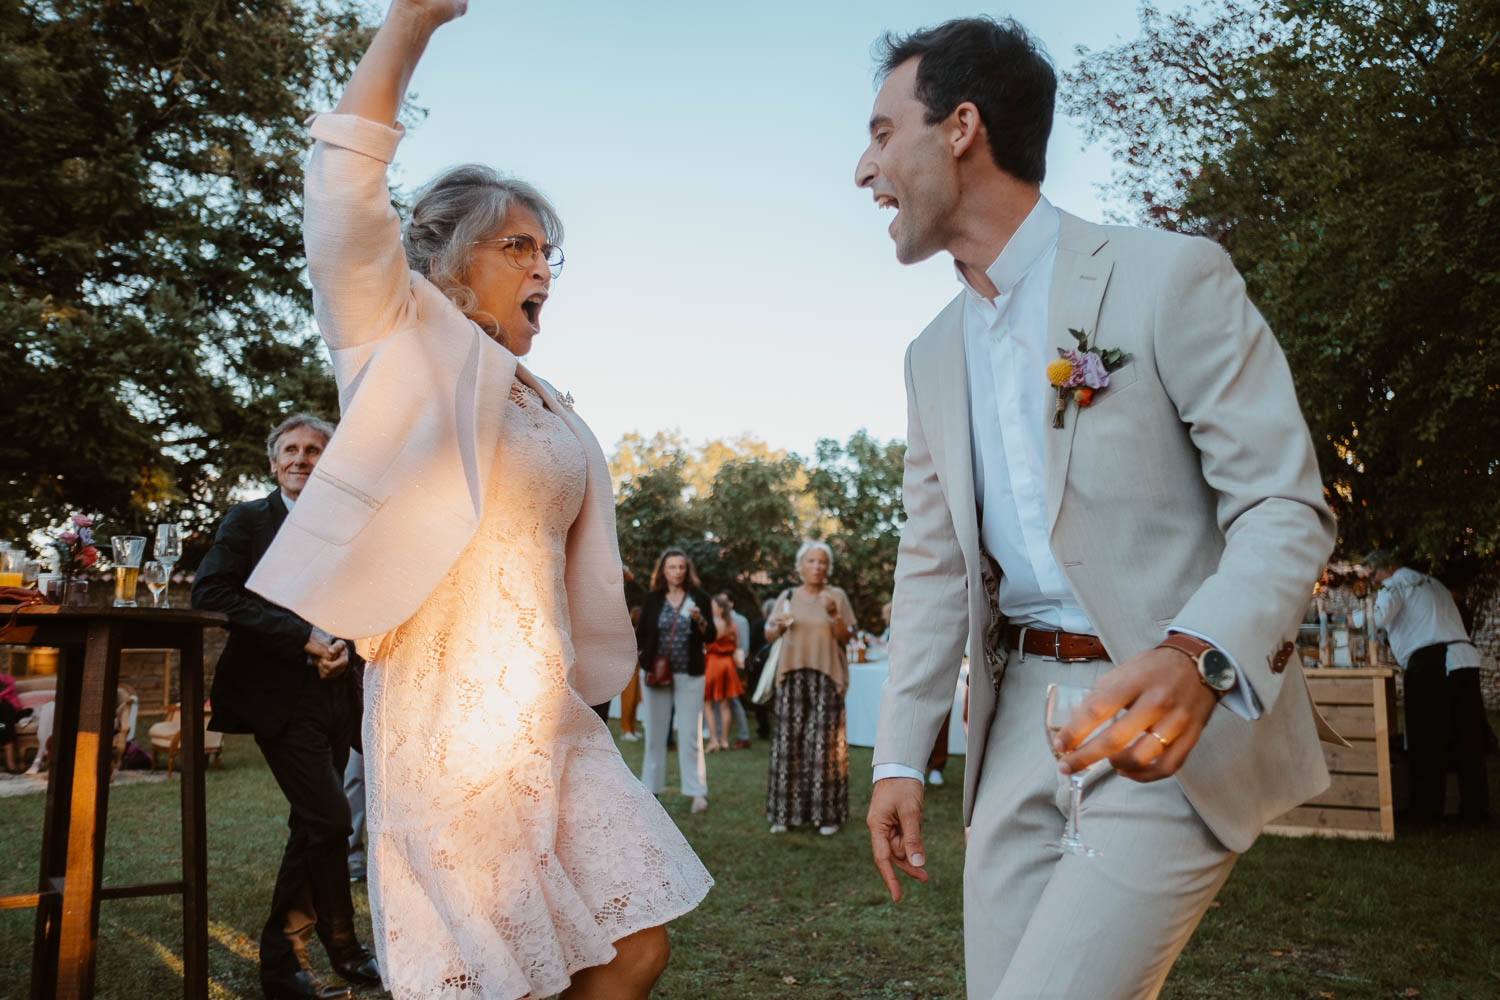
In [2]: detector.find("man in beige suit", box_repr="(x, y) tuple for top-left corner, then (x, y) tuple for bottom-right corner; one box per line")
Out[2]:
(855, 18), (1338, 999)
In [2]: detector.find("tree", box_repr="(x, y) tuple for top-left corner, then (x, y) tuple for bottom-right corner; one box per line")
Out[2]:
(613, 458), (704, 604)
(1, 0), (373, 558)
(804, 431), (906, 630)
(1064, 0), (1500, 587)
(697, 456), (804, 605)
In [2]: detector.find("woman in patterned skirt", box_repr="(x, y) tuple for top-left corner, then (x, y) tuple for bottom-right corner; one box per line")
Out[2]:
(763, 541), (858, 835)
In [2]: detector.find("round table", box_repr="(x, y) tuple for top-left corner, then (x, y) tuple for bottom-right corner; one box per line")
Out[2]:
(844, 651), (967, 754)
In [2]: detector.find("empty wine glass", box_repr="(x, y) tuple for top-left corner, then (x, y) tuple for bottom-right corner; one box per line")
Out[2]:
(142, 561), (169, 608)
(154, 524), (181, 606)
(1044, 682), (1103, 857)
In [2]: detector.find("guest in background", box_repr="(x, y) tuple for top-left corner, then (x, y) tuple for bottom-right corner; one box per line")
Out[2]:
(764, 541), (857, 835)
(716, 591), (753, 749)
(1369, 550), (1490, 824)
(618, 605), (644, 742)
(343, 751), (366, 882)
(192, 411), (377, 1000)
(746, 598), (776, 740)
(635, 548), (717, 813)
(0, 672), (31, 773)
(703, 596), (745, 752)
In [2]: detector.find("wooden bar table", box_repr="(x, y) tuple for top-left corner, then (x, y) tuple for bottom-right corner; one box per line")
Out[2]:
(0, 605), (226, 1000)
(1267, 666), (1398, 840)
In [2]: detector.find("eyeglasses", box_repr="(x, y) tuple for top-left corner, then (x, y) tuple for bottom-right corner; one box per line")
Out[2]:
(472, 234), (565, 277)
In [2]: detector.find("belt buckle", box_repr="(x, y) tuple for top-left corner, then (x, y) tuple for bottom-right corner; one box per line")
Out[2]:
(1053, 630), (1095, 663)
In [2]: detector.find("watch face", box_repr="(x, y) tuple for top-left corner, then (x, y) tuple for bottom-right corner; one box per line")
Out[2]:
(1201, 649), (1235, 691)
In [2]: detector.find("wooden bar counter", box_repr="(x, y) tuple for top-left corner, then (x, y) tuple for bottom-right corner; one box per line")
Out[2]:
(1266, 666), (1398, 841)
(0, 605), (226, 999)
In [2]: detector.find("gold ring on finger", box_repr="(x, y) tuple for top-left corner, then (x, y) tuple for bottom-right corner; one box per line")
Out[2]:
(1145, 729), (1170, 749)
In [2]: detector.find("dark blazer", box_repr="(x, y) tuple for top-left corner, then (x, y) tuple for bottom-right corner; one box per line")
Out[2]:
(635, 588), (717, 677)
(191, 490), (362, 741)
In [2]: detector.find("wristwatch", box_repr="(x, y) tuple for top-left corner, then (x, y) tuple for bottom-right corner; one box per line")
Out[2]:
(1157, 633), (1235, 697)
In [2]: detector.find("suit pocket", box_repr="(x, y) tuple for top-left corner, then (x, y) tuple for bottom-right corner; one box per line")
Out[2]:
(290, 466), (384, 546)
(1090, 358), (1142, 406)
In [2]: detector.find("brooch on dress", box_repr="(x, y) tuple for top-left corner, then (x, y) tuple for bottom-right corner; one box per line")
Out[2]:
(557, 390), (575, 410)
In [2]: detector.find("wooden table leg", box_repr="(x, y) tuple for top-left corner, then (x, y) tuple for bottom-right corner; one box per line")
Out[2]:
(31, 642), (85, 1000)
(178, 628), (209, 999)
(54, 621), (123, 999)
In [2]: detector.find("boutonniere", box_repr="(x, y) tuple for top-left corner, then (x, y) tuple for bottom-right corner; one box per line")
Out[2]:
(1044, 328), (1131, 428)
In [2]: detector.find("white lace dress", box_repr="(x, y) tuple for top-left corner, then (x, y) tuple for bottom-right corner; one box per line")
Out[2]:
(363, 380), (713, 1000)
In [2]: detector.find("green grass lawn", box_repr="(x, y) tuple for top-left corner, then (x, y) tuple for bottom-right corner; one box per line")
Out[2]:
(1, 722), (1496, 999)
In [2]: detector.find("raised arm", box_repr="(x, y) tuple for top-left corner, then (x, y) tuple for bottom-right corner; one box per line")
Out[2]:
(303, 0), (467, 354)
(334, 0), (463, 126)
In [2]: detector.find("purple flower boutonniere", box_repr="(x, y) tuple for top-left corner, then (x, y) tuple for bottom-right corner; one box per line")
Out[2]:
(1044, 328), (1131, 428)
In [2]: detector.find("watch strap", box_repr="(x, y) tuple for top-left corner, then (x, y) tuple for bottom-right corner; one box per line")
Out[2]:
(1156, 632), (1226, 697)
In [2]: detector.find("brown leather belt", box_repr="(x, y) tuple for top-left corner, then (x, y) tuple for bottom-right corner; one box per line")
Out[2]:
(1005, 625), (1109, 663)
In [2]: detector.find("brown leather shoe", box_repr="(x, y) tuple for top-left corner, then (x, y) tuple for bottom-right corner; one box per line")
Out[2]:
(730, 739), (751, 750)
(329, 946), (382, 987)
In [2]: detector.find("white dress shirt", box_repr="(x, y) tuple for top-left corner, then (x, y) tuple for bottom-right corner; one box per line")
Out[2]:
(1373, 567), (1480, 673)
(960, 197), (1093, 632)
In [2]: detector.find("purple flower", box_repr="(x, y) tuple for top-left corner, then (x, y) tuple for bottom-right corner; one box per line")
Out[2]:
(1058, 351), (1084, 387)
(59, 531), (79, 544)
(1077, 351), (1111, 390)
(78, 527), (94, 546)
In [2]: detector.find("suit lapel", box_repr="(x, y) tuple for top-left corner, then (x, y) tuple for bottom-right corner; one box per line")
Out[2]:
(1044, 214), (1114, 535)
(926, 296), (980, 567)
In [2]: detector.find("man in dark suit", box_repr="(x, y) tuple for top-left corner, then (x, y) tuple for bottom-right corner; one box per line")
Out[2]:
(192, 413), (380, 1000)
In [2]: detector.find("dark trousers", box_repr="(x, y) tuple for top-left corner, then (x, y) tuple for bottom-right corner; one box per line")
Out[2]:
(254, 680), (359, 977)
(1406, 648), (1490, 822)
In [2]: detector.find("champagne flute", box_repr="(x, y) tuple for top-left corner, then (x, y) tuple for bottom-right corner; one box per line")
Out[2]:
(1044, 682), (1102, 857)
(142, 561), (169, 608)
(154, 524), (182, 607)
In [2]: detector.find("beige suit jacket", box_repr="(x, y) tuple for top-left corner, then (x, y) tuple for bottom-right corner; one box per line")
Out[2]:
(245, 113), (637, 708)
(874, 211), (1338, 853)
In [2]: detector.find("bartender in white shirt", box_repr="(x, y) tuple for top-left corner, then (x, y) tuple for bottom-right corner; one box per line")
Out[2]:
(1369, 549), (1489, 824)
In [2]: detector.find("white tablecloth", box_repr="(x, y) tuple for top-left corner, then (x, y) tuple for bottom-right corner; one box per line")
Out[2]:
(844, 652), (966, 754)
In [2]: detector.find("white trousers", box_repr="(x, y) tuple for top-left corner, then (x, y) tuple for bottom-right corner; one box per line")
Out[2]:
(964, 649), (1238, 1000)
(344, 748), (366, 870)
(639, 670), (708, 797)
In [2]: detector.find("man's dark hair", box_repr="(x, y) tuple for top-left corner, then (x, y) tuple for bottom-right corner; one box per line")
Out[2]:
(876, 17), (1055, 184)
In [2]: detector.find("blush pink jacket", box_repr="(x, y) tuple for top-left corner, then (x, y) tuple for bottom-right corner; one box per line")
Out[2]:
(246, 113), (636, 706)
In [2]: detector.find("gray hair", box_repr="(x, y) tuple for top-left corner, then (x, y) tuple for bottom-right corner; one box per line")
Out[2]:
(1363, 548), (1402, 571)
(796, 539), (834, 572)
(266, 412), (335, 465)
(402, 164), (564, 345)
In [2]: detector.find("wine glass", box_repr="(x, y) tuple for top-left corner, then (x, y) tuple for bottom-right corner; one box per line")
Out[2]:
(142, 561), (169, 608)
(1044, 682), (1103, 857)
(154, 524), (182, 601)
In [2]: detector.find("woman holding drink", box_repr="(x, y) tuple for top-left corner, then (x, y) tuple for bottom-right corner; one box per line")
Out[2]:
(248, 1), (712, 997)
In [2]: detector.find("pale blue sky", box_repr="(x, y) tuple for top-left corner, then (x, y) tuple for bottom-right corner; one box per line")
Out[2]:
(386, 1), (1146, 459)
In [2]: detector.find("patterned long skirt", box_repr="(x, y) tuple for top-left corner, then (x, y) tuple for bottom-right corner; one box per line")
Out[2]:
(766, 669), (849, 828)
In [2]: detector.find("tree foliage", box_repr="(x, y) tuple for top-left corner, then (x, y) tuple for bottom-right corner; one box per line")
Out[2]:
(610, 431), (906, 628)
(1064, 0), (1500, 587)
(804, 431), (906, 629)
(1, 0), (374, 557)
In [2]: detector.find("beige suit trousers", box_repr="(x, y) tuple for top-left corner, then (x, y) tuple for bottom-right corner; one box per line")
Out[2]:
(964, 648), (1238, 999)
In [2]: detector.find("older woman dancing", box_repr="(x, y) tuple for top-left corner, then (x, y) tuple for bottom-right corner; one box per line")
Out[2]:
(764, 541), (858, 836)
(246, 2), (711, 998)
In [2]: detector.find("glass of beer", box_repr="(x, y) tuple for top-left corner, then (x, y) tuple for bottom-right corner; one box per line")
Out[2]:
(111, 535), (147, 607)
(0, 548), (24, 588)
